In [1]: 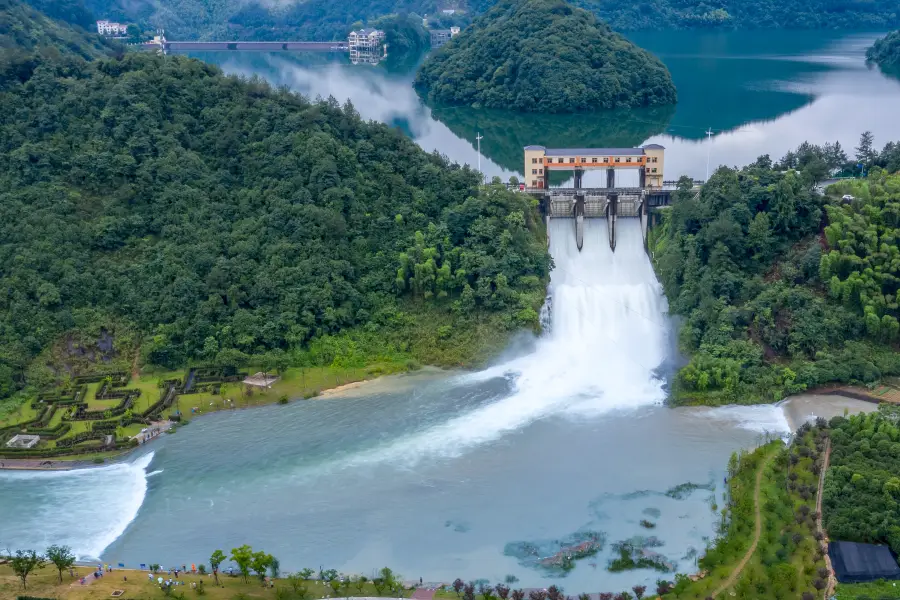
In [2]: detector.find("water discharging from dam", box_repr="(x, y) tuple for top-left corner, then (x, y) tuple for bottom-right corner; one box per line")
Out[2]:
(0, 217), (795, 591)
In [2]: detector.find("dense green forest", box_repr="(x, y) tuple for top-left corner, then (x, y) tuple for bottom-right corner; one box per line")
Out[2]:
(0, 0), (551, 402)
(1, 0), (116, 59)
(652, 137), (900, 405)
(577, 0), (900, 31)
(867, 30), (900, 75)
(81, 0), (900, 43)
(823, 406), (900, 555)
(414, 0), (676, 113)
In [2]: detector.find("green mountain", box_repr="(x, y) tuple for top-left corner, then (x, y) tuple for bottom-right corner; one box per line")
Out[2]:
(867, 30), (900, 75)
(0, 2), (550, 401)
(81, 0), (900, 43)
(414, 0), (677, 113)
(652, 143), (900, 406)
(1, 0), (115, 59)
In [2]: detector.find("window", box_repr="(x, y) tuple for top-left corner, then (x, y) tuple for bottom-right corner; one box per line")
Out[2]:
(532, 158), (538, 164)
(569, 158), (575, 164)
(615, 158), (620, 163)
(532, 180), (538, 186)
(592, 157), (598, 163)
(626, 157), (632, 163)
(558, 158), (564, 164)
(652, 168), (657, 173)
(652, 157), (658, 163)
(532, 169), (537, 174)
(539, 168), (543, 174)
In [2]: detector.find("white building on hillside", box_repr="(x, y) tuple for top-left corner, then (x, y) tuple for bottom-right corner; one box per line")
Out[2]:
(97, 20), (128, 36)
(348, 28), (386, 64)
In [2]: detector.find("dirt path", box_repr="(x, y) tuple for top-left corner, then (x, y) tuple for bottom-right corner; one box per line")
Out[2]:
(711, 449), (777, 598)
(131, 345), (141, 380)
(816, 438), (835, 599)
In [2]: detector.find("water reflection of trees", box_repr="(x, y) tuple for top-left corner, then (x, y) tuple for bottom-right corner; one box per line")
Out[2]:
(429, 104), (676, 173)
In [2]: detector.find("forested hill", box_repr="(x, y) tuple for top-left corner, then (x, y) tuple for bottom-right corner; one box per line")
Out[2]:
(867, 31), (900, 74)
(82, 0), (900, 42)
(1, 0), (116, 59)
(577, 0), (900, 31)
(414, 0), (676, 113)
(0, 19), (550, 400)
(652, 141), (900, 405)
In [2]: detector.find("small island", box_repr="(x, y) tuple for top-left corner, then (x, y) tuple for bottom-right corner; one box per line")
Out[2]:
(414, 0), (677, 113)
(867, 30), (900, 74)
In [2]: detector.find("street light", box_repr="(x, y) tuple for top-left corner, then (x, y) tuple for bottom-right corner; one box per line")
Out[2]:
(476, 132), (484, 183)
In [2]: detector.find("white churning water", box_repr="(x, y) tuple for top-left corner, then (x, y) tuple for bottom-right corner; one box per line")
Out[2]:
(318, 218), (671, 470)
(0, 453), (154, 560)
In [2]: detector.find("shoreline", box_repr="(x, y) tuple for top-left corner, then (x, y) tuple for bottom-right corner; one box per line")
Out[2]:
(0, 377), (385, 472)
(0, 369), (448, 472)
(1, 379), (887, 472)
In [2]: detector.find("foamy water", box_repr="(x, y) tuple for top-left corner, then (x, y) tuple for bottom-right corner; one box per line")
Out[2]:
(0, 218), (791, 575)
(0, 453), (154, 560)
(316, 219), (669, 470)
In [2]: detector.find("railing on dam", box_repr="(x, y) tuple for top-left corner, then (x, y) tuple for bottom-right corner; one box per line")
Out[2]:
(145, 41), (349, 52)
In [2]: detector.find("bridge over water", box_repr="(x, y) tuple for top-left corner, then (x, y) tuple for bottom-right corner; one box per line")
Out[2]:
(144, 41), (349, 53)
(521, 144), (700, 252)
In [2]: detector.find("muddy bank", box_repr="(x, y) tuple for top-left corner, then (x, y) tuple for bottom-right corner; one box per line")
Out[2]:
(779, 394), (878, 431)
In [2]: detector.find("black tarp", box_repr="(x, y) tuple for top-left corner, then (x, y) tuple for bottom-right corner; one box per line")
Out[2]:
(829, 541), (900, 583)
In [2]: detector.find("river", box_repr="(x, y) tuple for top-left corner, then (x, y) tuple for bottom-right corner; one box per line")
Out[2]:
(0, 29), (896, 594)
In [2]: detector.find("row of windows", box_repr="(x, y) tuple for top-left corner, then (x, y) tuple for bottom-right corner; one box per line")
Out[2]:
(531, 155), (660, 164)
(531, 168), (544, 175)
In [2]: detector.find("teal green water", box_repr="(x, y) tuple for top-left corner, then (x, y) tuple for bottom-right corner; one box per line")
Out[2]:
(190, 30), (900, 181)
(0, 30), (898, 595)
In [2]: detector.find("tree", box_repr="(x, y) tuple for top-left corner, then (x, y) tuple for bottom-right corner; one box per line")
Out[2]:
(270, 556), (281, 579)
(250, 551), (273, 583)
(330, 579), (341, 595)
(209, 549), (226, 586)
(465, 582), (477, 600)
(45, 544), (75, 583)
(632, 586), (646, 600)
(229, 545), (254, 583)
(10, 549), (45, 590)
(856, 131), (875, 171)
(379, 567), (397, 593)
(495, 584), (510, 600)
(453, 579), (464, 597)
(373, 577), (385, 595)
(479, 583), (495, 600)
(356, 575), (368, 592)
(299, 568), (315, 580)
(126, 24), (142, 43)
(511, 590), (525, 600)
(547, 586), (562, 600)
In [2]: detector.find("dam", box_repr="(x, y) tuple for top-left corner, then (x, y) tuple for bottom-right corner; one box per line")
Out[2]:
(523, 145), (675, 251)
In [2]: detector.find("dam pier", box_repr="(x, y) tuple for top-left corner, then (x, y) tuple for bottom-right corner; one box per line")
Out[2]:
(522, 145), (679, 251)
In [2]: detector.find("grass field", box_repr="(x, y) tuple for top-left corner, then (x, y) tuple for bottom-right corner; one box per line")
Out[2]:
(0, 564), (416, 600)
(835, 579), (900, 599)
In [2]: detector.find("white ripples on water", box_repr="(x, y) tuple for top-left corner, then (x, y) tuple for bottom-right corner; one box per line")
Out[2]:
(0, 453), (154, 560)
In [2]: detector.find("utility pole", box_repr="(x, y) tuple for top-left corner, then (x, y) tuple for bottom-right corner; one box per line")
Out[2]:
(705, 127), (714, 181)
(476, 132), (484, 183)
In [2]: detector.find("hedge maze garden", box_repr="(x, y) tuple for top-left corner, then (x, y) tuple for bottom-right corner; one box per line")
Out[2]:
(0, 368), (246, 459)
